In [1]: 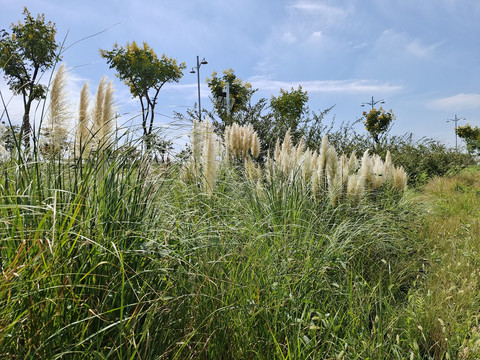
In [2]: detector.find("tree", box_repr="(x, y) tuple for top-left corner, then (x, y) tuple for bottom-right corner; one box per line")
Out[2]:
(207, 69), (256, 129)
(362, 107), (395, 146)
(203, 70), (334, 160)
(0, 7), (61, 147)
(100, 41), (185, 148)
(456, 124), (480, 154)
(268, 86), (309, 145)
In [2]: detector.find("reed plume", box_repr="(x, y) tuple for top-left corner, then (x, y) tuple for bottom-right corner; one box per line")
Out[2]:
(360, 150), (374, 190)
(41, 63), (70, 156)
(76, 82), (90, 157)
(348, 151), (358, 174)
(224, 123), (261, 161)
(372, 155), (385, 189)
(100, 81), (115, 147)
(202, 119), (220, 197)
(91, 76), (106, 150)
(392, 165), (408, 192)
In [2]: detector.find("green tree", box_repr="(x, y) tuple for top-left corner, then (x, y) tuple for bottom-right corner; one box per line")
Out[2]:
(100, 41), (185, 148)
(0, 7), (61, 147)
(203, 71), (333, 159)
(456, 124), (480, 154)
(362, 107), (395, 146)
(207, 69), (256, 131)
(269, 86), (309, 145)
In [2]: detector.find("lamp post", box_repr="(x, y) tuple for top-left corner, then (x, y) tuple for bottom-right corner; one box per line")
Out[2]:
(447, 114), (466, 149)
(190, 56), (208, 121)
(361, 96), (385, 110)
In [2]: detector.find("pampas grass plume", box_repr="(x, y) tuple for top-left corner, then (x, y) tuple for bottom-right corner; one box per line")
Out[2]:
(100, 81), (115, 146)
(92, 76), (106, 148)
(76, 82), (90, 156)
(392, 165), (408, 192)
(43, 63), (69, 155)
(202, 119), (220, 197)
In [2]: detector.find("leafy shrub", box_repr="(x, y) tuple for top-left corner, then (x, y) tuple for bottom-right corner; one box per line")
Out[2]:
(308, 118), (476, 187)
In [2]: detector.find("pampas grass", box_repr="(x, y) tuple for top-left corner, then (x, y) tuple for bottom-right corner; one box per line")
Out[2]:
(75, 82), (90, 157)
(100, 81), (115, 147)
(91, 76), (106, 151)
(40, 63), (70, 156)
(181, 119), (221, 197)
(225, 123), (261, 161)
(202, 119), (220, 197)
(183, 121), (409, 204)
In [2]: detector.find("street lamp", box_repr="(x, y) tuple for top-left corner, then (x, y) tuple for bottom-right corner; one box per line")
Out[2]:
(361, 96), (385, 109)
(190, 56), (208, 121)
(446, 114), (466, 149)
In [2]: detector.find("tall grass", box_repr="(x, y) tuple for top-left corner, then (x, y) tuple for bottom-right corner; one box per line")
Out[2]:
(0, 126), (426, 359)
(3, 68), (475, 358)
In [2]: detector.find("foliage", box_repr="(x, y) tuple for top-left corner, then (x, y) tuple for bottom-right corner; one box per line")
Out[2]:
(363, 107), (395, 146)
(205, 77), (333, 162)
(307, 115), (475, 186)
(207, 68), (256, 128)
(268, 85), (309, 144)
(0, 127), (423, 359)
(0, 7), (61, 146)
(99, 41), (185, 148)
(204, 76), (334, 161)
(385, 135), (476, 185)
(456, 123), (480, 154)
(1, 100), (478, 358)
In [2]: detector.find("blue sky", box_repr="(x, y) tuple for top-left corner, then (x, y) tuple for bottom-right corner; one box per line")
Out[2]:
(1, 0), (479, 149)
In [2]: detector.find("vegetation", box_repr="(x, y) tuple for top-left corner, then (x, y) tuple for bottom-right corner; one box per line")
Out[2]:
(1, 8), (479, 360)
(207, 68), (256, 126)
(456, 124), (480, 154)
(100, 41), (186, 150)
(362, 107), (395, 147)
(1, 95), (479, 358)
(0, 7), (61, 146)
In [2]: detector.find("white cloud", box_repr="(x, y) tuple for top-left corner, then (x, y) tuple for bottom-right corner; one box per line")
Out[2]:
(428, 93), (480, 110)
(289, 1), (348, 23)
(283, 32), (297, 44)
(375, 29), (441, 60)
(406, 39), (441, 59)
(249, 77), (403, 94)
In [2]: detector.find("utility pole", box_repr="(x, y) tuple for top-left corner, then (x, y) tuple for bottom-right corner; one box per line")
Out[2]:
(447, 114), (466, 149)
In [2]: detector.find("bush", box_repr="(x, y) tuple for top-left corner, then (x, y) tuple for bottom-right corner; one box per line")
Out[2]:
(311, 118), (476, 187)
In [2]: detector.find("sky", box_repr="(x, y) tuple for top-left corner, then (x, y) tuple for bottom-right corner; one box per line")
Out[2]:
(1, 0), (479, 150)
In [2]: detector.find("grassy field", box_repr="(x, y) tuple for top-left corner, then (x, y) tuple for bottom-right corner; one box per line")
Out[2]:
(0, 130), (478, 359)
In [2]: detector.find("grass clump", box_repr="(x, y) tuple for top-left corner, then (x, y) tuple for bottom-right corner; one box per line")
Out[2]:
(0, 116), (425, 359)
(2, 67), (477, 358)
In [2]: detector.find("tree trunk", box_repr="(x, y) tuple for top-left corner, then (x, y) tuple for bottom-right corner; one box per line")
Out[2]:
(22, 103), (31, 148)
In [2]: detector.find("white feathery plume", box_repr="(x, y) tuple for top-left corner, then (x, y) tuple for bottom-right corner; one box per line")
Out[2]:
(100, 81), (115, 147)
(392, 166), (408, 192)
(202, 119), (220, 197)
(76, 81), (90, 156)
(42, 63), (70, 156)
